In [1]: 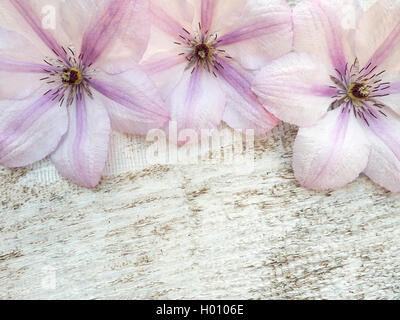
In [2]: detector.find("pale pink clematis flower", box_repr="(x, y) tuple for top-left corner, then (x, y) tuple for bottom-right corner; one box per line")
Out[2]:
(141, 0), (293, 140)
(253, 0), (400, 192)
(0, 0), (169, 188)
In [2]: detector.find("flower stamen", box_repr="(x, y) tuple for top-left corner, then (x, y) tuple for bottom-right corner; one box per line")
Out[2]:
(62, 68), (83, 85)
(348, 82), (370, 100)
(194, 43), (210, 60)
(329, 58), (391, 124)
(173, 24), (233, 76)
(39, 46), (94, 107)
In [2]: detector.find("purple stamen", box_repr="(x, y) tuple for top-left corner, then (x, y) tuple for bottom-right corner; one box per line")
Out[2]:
(329, 58), (391, 125)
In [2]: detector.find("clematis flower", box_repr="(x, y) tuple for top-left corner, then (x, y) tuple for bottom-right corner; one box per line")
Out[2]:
(0, 0), (169, 188)
(252, 0), (400, 192)
(141, 0), (293, 140)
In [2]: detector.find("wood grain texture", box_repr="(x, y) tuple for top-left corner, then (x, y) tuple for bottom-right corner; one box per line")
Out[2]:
(1, 123), (400, 300)
(1, 0), (399, 300)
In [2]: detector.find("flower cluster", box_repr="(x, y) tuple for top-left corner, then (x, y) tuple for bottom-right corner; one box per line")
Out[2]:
(0, 0), (399, 192)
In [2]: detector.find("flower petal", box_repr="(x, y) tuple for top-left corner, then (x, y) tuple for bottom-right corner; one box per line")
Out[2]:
(0, 25), (46, 62)
(51, 94), (110, 188)
(252, 52), (335, 127)
(149, 0), (194, 40)
(167, 67), (226, 135)
(0, 89), (68, 167)
(2, 0), (97, 52)
(141, 52), (187, 99)
(88, 59), (169, 135)
(293, 107), (370, 190)
(5, 0), (69, 62)
(376, 74), (400, 115)
(0, 27), (52, 99)
(83, 0), (152, 64)
(80, 0), (135, 66)
(197, 0), (247, 33)
(293, 0), (353, 73)
(0, 69), (44, 100)
(355, 0), (400, 71)
(200, 0), (215, 32)
(216, 0), (293, 70)
(57, 0), (99, 49)
(363, 108), (400, 192)
(115, 0), (151, 62)
(215, 58), (279, 135)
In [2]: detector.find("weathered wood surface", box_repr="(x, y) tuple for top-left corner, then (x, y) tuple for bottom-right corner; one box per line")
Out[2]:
(1, 123), (400, 300)
(1, 0), (399, 300)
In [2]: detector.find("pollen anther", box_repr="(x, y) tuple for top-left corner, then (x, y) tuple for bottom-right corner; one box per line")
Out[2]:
(348, 82), (370, 100)
(174, 24), (231, 75)
(62, 68), (83, 85)
(329, 58), (391, 124)
(40, 45), (94, 107)
(194, 43), (210, 60)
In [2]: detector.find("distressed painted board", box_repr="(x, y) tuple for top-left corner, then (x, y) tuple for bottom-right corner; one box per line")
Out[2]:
(1, 0), (399, 300)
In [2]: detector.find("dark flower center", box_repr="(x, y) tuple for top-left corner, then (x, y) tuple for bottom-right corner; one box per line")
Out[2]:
(350, 82), (370, 100)
(173, 24), (232, 76)
(40, 45), (94, 107)
(62, 68), (83, 85)
(194, 43), (210, 60)
(328, 58), (392, 126)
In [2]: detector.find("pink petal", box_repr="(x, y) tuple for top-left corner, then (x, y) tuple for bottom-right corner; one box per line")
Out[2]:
(0, 27), (52, 99)
(57, 0), (100, 48)
(2, 0), (95, 52)
(7, 0), (69, 62)
(217, 0), (293, 70)
(252, 52), (335, 127)
(363, 108), (400, 192)
(293, 108), (370, 190)
(88, 59), (169, 135)
(150, 0), (194, 40)
(293, 0), (351, 74)
(200, 0), (215, 32)
(140, 53), (187, 99)
(0, 70), (44, 100)
(80, 0), (134, 66)
(167, 67), (226, 136)
(87, 0), (152, 64)
(0, 26), (46, 62)
(355, 0), (400, 71)
(142, 54), (187, 77)
(378, 75), (400, 115)
(0, 59), (50, 73)
(216, 58), (279, 135)
(0, 89), (68, 167)
(116, 0), (151, 63)
(51, 95), (111, 189)
(196, 0), (247, 34)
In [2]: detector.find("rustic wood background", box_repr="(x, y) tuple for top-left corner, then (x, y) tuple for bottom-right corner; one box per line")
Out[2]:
(1, 0), (400, 300)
